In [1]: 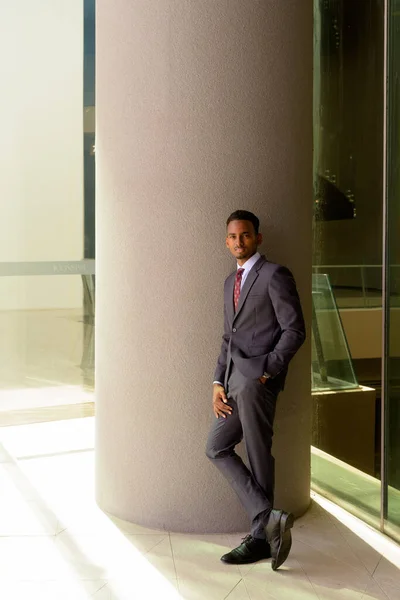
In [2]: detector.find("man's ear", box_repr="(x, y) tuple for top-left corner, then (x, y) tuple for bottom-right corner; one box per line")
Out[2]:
(257, 233), (263, 245)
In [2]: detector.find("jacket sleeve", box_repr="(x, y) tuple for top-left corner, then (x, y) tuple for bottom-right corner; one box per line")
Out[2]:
(265, 266), (306, 378)
(213, 302), (230, 384)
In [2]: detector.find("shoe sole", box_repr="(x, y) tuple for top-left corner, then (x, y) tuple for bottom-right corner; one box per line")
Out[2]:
(271, 512), (294, 571)
(221, 552), (271, 565)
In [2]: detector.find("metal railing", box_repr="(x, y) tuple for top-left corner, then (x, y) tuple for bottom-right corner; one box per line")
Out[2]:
(312, 264), (400, 309)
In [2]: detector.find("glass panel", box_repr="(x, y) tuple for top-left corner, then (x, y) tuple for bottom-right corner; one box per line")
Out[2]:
(312, 273), (358, 391)
(0, 1), (95, 426)
(312, 0), (384, 529)
(385, 0), (400, 543)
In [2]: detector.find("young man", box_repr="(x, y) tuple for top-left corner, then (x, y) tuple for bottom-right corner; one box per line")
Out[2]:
(206, 210), (306, 570)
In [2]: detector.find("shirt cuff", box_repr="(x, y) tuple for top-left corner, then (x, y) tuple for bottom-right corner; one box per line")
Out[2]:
(213, 381), (224, 386)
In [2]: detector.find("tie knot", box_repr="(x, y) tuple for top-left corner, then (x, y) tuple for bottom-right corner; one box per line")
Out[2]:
(236, 268), (244, 279)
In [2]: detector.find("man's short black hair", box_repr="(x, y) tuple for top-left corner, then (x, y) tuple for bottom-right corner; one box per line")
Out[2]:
(226, 210), (260, 235)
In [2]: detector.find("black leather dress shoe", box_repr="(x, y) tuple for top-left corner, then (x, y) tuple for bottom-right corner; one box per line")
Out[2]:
(220, 535), (271, 564)
(265, 509), (294, 570)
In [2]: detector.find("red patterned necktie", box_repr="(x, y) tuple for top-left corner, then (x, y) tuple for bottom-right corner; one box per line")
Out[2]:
(233, 268), (244, 312)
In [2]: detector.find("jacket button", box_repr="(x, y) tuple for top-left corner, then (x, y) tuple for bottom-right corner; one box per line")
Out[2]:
(232, 328), (237, 333)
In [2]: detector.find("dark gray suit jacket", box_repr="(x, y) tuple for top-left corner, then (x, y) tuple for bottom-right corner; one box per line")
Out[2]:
(214, 255), (306, 391)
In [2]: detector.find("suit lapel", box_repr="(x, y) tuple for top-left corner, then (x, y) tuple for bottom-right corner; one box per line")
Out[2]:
(233, 255), (266, 321)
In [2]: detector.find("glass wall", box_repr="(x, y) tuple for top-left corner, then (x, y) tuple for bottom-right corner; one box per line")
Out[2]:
(0, 1), (95, 427)
(312, 0), (400, 544)
(312, 0), (384, 531)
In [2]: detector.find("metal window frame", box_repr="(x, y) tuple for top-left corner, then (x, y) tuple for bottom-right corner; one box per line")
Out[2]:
(380, 0), (389, 532)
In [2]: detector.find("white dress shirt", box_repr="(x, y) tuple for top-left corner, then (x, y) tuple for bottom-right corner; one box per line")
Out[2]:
(237, 252), (261, 289)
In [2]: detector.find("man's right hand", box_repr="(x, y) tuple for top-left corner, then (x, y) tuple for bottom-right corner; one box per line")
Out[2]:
(212, 384), (232, 419)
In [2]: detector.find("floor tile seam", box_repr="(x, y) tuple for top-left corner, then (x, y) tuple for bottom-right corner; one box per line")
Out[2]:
(167, 532), (180, 592)
(304, 574), (375, 599)
(294, 566), (375, 593)
(239, 563), (256, 579)
(294, 555), (323, 600)
(294, 541), (372, 577)
(294, 537), (373, 576)
(327, 511), (385, 573)
(372, 572), (400, 593)
(224, 577), (247, 600)
(356, 578), (379, 599)
(361, 580), (391, 600)
(143, 535), (169, 555)
(56, 525), (68, 535)
(331, 515), (382, 568)
(56, 519), (62, 535)
(89, 580), (109, 597)
(298, 566), (374, 592)
(242, 576), (321, 600)
(370, 554), (384, 578)
(241, 576), (253, 600)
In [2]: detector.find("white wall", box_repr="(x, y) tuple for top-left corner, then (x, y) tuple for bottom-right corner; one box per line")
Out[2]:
(0, 0), (84, 310)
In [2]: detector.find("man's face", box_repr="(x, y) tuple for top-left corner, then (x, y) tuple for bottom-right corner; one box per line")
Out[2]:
(226, 220), (262, 265)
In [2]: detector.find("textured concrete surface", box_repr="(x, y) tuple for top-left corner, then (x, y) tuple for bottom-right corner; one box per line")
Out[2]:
(95, 0), (313, 532)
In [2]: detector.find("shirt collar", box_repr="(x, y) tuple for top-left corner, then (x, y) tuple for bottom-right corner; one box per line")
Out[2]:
(237, 251), (261, 274)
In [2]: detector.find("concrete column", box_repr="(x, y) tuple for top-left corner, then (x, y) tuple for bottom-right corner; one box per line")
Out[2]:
(96, 0), (313, 533)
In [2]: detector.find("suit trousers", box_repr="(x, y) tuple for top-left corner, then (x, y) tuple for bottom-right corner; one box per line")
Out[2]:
(206, 365), (278, 539)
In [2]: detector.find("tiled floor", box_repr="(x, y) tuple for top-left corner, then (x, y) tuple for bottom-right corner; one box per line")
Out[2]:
(0, 417), (399, 600)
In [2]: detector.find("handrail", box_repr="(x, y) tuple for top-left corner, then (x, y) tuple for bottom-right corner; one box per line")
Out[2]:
(0, 260), (95, 276)
(313, 264), (399, 268)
